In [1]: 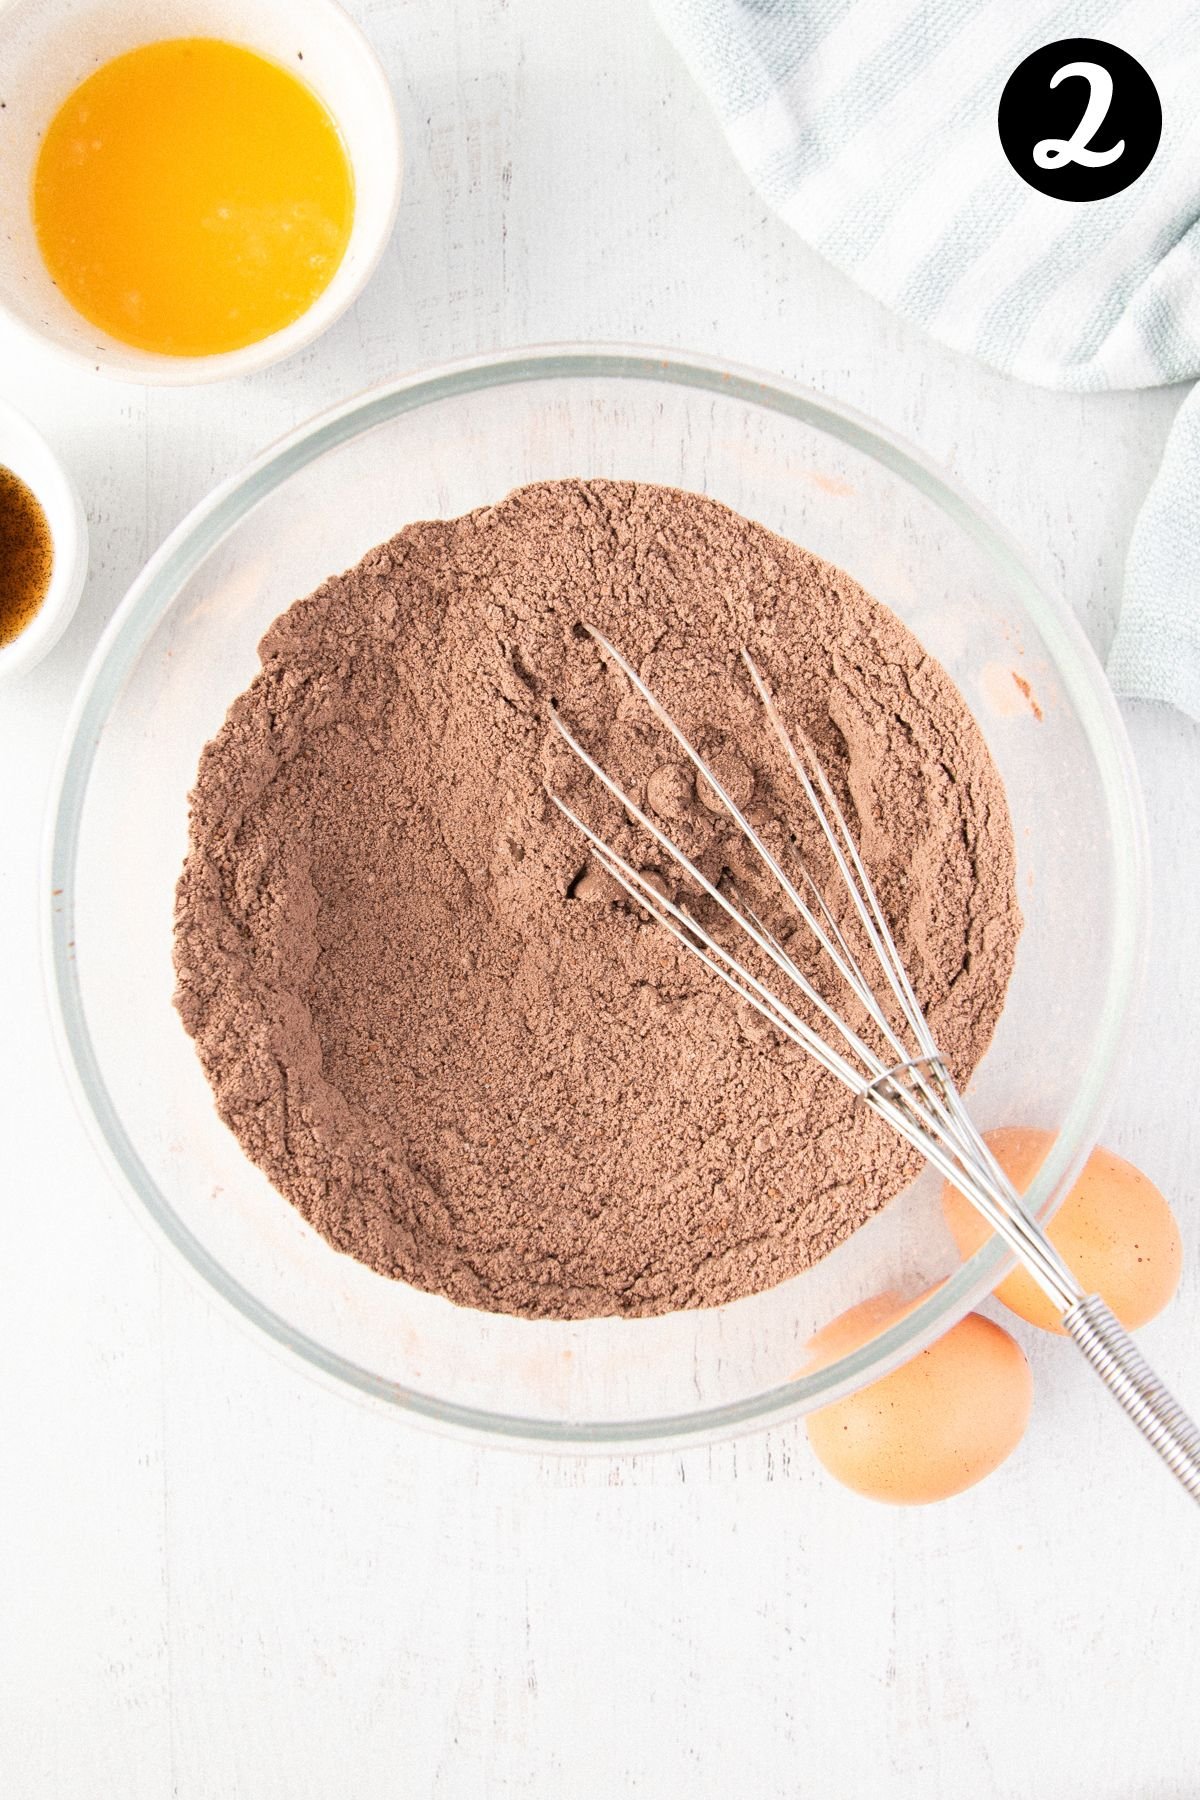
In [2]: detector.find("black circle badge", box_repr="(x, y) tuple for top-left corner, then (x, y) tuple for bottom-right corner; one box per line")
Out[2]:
(998, 38), (1161, 201)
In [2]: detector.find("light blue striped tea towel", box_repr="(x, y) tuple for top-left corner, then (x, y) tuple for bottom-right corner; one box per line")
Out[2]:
(651, 0), (1200, 717)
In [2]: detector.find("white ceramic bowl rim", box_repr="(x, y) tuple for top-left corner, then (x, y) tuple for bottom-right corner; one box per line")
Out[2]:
(42, 345), (1149, 1447)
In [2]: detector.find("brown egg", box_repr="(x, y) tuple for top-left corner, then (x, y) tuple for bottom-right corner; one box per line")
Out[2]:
(942, 1128), (1183, 1333)
(805, 1289), (1032, 1505)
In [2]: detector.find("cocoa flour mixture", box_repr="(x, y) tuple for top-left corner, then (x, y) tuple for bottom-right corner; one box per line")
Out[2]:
(174, 480), (1020, 1319)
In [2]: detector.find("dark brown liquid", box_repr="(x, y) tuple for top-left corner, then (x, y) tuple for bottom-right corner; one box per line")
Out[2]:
(0, 466), (54, 648)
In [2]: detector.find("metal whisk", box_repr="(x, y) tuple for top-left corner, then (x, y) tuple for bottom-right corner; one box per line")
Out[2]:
(548, 625), (1200, 1501)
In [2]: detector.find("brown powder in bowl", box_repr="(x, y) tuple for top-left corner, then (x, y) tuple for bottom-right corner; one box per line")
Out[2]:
(173, 480), (1020, 1319)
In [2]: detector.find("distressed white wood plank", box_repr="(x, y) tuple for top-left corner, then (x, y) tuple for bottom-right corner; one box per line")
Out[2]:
(2, 0), (1199, 1795)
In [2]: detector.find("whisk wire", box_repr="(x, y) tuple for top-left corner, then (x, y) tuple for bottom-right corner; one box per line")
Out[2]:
(742, 649), (968, 1154)
(576, 630), (915, 1072)
(548, 704), (883, 1083)
(550, 740), (1032, 1247)
(547, 783), (863, 1090)
(554, 789), (1021, 1215)
(743, 649), (937, 1055)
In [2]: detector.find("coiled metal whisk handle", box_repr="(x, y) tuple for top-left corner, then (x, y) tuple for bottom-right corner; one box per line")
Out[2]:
(1062, 1293), (1200, 1500)
(940, 1135), (1200, 1505)
(960, 1140), (1200, 1503)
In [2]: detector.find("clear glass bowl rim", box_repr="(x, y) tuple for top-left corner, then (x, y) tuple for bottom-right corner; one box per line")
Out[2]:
(43, 343), (1149, 1449)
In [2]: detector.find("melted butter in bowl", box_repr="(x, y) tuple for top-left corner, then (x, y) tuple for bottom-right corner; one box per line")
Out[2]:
(33, 39), (355, 358)
(0, 0), (401, 383)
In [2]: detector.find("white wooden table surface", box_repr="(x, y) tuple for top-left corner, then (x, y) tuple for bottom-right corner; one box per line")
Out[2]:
(2, 3), (1198, 1794)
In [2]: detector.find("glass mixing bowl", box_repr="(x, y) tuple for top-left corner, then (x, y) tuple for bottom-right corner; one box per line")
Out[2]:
(46, 347), (1146, 1446)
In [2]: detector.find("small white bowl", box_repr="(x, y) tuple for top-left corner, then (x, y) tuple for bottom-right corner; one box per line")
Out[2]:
(0, 399), (89, 680)
(0, 0), (402, 385)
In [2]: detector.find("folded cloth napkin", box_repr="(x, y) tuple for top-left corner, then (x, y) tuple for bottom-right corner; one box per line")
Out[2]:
(651, 0), (1200, 715)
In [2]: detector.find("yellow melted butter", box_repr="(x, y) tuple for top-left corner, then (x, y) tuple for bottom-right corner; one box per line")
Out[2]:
(33, 38), (355, 357)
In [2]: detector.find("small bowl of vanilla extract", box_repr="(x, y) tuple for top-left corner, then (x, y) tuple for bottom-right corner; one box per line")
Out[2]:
(0, 399), (88, 680)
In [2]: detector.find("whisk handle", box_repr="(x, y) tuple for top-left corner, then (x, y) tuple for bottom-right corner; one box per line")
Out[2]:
(1062, 1294), (1200, 1502)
